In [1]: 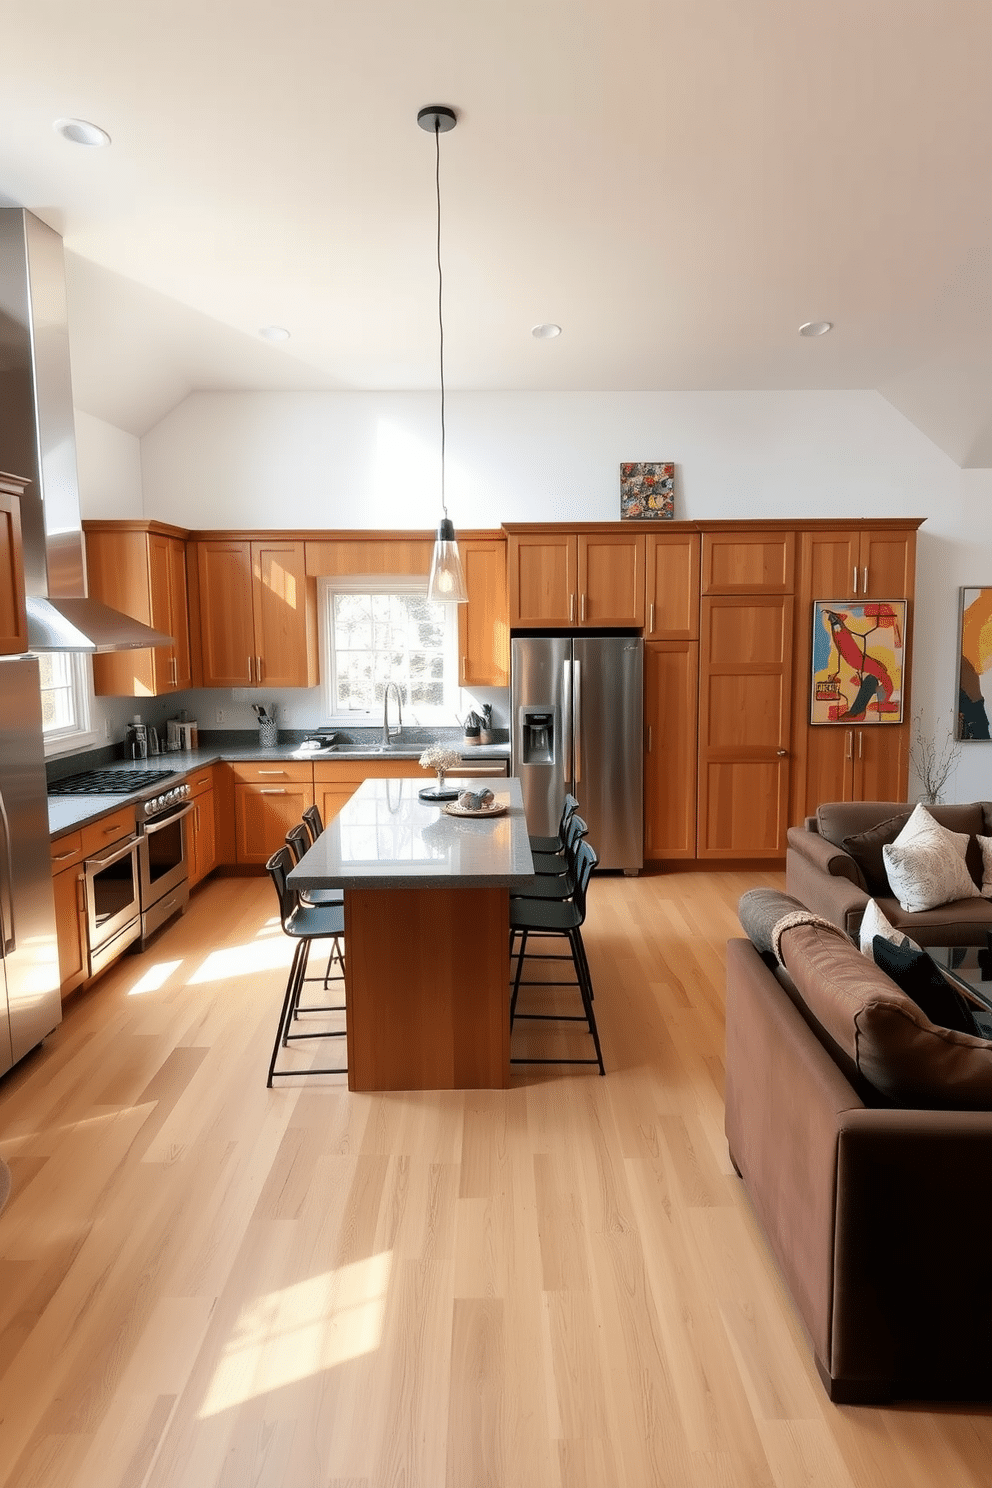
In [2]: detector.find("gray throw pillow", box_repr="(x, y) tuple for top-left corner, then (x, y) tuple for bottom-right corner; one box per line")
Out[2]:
(842, 812), (911, 896)
(738, 888), (807, 966)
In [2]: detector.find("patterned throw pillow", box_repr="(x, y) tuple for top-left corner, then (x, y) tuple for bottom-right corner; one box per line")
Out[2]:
(882, 804), (982, 913)
(977, 834), (992, 896)
(858, 897), (920, 959)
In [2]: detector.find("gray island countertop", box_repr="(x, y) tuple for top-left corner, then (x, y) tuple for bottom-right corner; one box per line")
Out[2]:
(287, 775), (535, 891)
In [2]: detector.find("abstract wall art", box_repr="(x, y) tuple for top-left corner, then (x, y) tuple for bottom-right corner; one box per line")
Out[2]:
(620, 462), (674, 519)
(810, 599), (906, 725)
(957, 587), (992, 740)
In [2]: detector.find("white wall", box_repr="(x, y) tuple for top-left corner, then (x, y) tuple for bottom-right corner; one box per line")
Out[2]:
(134, 388), (992, 797)
(74, 410), (144, 518)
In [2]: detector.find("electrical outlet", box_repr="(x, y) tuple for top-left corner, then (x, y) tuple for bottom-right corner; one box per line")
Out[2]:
(216, 708), (224, 723)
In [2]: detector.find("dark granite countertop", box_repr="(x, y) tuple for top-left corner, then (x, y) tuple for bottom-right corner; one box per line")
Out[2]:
(48, 731), (511, 838)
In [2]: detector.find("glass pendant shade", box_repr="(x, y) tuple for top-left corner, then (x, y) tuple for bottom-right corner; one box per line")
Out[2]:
(427, 518), (468, 603)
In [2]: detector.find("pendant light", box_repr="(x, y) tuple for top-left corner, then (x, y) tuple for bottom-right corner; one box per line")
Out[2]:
(418, 104), (468, 604)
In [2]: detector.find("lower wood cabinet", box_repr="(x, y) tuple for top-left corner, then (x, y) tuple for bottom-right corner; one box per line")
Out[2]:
(186, 764), (220, 886)
(313, 759), (424, 829)
(50, 831), (87, 997)
(231, 762), (315, 865)
(794, 723), (910, 821)
(644, 642), (698, 858)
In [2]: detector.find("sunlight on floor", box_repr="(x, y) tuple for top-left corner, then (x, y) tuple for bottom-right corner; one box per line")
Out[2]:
(127, 959), (183, 995)
(188, 938), (292, 984)
(199, 1251), (392, 1417)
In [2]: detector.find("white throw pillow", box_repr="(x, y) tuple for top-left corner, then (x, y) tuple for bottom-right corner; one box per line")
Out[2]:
(881, 804), (982, 913)
(858, 897), (921, 959)
(977, 834), (992, 896)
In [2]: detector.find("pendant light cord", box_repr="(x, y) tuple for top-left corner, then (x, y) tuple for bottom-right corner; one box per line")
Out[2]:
(433, 118), (447, 520)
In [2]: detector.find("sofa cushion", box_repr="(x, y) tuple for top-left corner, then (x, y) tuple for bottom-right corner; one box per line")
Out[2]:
(870, 937), (982, 1036)
(883, 806), (982, 913)
(978, 834), (992, 895)
(858, 897), (919, 958)
(843, 812), (911, 896)
(778, 920), (992, 1109)
(738, 888), (807, 966)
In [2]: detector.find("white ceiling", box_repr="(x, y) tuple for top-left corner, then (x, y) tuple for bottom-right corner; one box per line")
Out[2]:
(3, 0), (992, 464)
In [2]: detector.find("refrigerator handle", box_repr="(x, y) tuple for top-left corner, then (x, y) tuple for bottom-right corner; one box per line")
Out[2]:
(573, 659), (582, 784)
(0, 786), (14, 954)
(562, 659), (573, 782)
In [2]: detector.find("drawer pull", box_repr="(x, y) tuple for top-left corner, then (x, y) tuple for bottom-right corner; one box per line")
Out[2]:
(257, 770), (286, 776)
(52, 849), (77, 861)
(260, 788), (287, 795)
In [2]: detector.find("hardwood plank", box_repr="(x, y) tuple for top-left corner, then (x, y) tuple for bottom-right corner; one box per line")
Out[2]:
(5, 868), (992, 1487)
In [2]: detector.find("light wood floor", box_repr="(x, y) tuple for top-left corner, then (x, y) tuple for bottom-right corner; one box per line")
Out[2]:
(3, 868), (992, 1488)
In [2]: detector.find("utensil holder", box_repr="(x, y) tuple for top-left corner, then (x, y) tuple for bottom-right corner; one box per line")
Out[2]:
(259, 721), (278, 748)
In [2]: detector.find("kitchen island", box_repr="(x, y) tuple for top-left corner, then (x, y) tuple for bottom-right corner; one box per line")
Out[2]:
(287, 776), (534, 1091)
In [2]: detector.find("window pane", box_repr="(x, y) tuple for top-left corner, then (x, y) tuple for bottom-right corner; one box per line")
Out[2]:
(328, 589), (451, 716)
(37, 651), (78, 733)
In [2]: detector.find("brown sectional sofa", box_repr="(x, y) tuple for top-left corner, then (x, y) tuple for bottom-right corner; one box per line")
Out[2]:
(785, 800), (992, 944)
(726, 913), (992, 1403)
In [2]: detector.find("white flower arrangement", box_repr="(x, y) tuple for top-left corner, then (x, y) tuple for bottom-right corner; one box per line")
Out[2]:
(419, 745), (463, 772)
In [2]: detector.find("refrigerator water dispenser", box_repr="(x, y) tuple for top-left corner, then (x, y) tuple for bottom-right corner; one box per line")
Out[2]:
(519, 708), (556, 764)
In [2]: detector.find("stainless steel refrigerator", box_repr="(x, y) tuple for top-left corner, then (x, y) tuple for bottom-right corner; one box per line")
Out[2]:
(511, 634), (643, 873)
(0, 655), (62, 1075)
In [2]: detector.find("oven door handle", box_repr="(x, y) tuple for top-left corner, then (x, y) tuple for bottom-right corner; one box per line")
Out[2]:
(86, 835), (141, 872)
(143, 803), (195, 834)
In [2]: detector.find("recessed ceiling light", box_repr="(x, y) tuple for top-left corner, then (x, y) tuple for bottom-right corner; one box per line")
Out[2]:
(532, 323), (562, 340)
(53, 118), (111, 147)
(799, 320), (832, 337)
(258, 326), (291, 341)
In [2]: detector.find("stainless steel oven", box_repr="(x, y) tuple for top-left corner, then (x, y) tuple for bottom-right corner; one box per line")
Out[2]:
(138, 783), (193, 943)
(83, 825), (142, 977)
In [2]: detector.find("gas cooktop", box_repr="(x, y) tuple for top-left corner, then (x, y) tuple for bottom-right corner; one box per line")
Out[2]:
(48, 768), (177, 796)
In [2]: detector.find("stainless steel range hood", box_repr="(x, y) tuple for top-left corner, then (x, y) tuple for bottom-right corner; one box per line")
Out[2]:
(0, 208), (172, 652)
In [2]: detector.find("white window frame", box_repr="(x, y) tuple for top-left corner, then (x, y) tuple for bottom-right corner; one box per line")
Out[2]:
(319, 576), (460, 726)
(36, 650), (102, 757)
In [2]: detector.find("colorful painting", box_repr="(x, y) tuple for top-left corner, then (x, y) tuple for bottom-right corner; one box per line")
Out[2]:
(810, 600), (906, 725)
(957, 587), (992, 739)
(620, 461), (674, 519)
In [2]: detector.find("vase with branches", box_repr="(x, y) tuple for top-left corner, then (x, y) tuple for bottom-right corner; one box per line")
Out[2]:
(909, 712), (961, 805)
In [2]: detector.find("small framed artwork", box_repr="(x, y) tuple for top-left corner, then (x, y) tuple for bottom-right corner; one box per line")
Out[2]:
(620, 461), (674, 519)
(957, 586), (992, 739)
(810, 600), (907, 725)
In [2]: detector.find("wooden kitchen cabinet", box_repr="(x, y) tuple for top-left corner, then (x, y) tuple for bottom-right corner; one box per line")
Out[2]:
(797, 724), (910, 819)
(458, 538), (509, 686)
(700, 530), (795, 595)
(506, 526), (644, 627)
(313, 758), (425, 829)
(84, 521), (192, 696)
(697, 593), (794, 857)
(645, 531), (700, 639)
(799, 526), (917, 604)
(194, 538), (317, 689)
(50, 831), (88, 997)
(0, 473), (28, 656)
(185, 765), (219, 887)
(644, 641), (698, 858)
(231, 761), (314, 865)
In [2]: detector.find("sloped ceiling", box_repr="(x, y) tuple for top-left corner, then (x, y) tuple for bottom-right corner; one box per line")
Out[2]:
(1, 0), (990, 461)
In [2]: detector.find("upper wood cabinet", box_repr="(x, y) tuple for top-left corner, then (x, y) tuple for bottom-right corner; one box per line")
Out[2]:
(0, 473), (28, 656)
(701, 530), (795, 595)
(459, 538), (509, 686)
(799, 527), (917, 603)
(194, 538), (317, 689)
(507, 528), (644, 627)
(84, 521), (192, 696)
(645, 531), (700, 639)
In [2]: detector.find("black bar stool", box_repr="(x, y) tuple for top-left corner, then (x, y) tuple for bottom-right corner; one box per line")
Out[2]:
(509, 839), (604, 1075)
(264, 846), (347, 1086)
(528, 794), (579, 854)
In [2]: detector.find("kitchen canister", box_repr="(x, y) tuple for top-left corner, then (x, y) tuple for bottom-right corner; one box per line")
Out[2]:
(259, 720), (278, 748)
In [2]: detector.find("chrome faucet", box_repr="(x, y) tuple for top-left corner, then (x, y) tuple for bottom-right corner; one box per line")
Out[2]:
(382, 681), (403, 746)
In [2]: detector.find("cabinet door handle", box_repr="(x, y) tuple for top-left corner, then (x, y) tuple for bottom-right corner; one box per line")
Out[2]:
(569, 593), (575, 624)
(862, 566), (869, 595)
(76, 873), (85, 914)
(460, 657), (466, 684)
(852, 567), (858, 595)
(647, 726), (652, 753)
(858, 731), (864, 759)
(580, 593), (587, 623)
(195, 804), (201, 830)
(845, 730), (853, 759)
(257, 769), (286, 776)
(257, 655), (264, 682)
(259, 788), (288, 795)
(649, 602), (655, 634)
(248, 656), (254, 683)
(52, 849), (77, 862)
